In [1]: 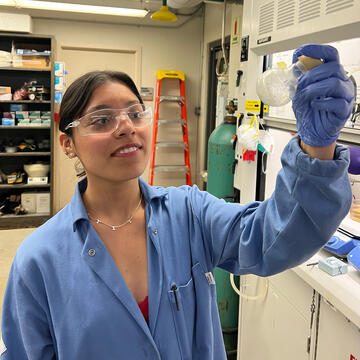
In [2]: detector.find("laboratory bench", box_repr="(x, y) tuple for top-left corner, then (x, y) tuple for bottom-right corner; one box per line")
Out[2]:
(237, 216), (360, 360)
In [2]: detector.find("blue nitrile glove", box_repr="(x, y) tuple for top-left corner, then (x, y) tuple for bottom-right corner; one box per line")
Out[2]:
(292, 44), (355, 147)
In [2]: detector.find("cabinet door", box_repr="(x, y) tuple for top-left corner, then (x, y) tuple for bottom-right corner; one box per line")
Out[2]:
(316, 297), (360, 360)
(238, 271), (313, 360)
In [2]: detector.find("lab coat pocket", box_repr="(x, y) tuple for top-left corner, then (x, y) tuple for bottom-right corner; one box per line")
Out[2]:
(168, 275), (195, 360)
(191, 262), (219, 358)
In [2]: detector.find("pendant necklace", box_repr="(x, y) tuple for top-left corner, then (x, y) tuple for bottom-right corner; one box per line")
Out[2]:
(88, 193), (142, 231)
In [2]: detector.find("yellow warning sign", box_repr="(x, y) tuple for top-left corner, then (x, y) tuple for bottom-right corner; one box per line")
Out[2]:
(245, 100), (269, 113)
(245, 100), (261, 111)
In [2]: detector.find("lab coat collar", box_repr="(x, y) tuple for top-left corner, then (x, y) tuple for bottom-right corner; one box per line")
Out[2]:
(138, 176), (168, 202)
(70, 177), (168, 231)
(70, 177), (89, 232)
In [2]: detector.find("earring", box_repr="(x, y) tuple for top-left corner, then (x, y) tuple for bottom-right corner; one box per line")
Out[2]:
(65, 152), (75, 158)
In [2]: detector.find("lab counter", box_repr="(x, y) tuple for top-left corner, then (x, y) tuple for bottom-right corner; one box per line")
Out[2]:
(293, 249), (360, 330)
(237, 216), (360, 360)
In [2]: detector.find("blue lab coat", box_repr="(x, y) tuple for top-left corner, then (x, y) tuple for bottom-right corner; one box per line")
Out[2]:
(1, 136), (352, 359)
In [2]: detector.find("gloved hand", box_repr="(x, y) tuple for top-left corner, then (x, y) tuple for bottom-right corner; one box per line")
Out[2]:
(292, 44), (355, 147)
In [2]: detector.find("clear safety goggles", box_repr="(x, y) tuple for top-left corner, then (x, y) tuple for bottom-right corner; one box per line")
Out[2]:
(65, 103), (152, 136)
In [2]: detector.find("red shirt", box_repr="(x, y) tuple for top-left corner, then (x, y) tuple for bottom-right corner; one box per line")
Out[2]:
(138, 296), (149, 323)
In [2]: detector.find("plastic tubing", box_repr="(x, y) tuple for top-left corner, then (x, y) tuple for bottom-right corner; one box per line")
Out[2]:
(230, 273), (269, 301)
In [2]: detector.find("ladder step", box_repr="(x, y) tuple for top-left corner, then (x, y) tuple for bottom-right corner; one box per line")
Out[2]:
(157, 70), (185, 81)
(158, 119), (185, 125)
(156, 142), (187, 149)
(159, 95), (184, 103)
(149, 70), (192, 186)
(154, 165), (189, 173)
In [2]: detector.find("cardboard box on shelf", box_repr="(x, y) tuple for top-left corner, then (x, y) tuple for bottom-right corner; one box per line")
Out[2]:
(0, 86), (11, 94)
(21, 193), (37, 213)
(13, 55), (51, 70)
(36, 193), (50, 213)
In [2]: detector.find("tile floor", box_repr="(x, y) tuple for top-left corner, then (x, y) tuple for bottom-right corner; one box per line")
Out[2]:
(0, 228), (35, 332)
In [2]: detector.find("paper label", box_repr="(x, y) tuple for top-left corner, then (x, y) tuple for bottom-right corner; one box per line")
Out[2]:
(205, 272), (216, 285)
(0, 336), (7, 356)
(231, 17), (240, 45)
(245, 100), (261, 112)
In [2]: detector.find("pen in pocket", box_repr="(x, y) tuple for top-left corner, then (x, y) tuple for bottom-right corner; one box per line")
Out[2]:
(171, 285), (179, 311)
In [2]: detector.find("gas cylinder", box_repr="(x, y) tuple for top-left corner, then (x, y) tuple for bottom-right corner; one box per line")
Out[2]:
(207, 109), (239, 358)
(207, 115), (236, 199)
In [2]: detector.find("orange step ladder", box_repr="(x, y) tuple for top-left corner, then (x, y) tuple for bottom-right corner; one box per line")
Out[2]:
(149, 70), (192, 186)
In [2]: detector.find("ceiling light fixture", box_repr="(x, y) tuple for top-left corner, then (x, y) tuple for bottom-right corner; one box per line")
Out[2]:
(0, 0), (149, 17)
(151, 0), (177, 22)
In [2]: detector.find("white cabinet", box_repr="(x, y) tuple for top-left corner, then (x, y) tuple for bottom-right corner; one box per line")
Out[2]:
(317, 297), (360, 359)
(238, 272), (314, 359)
(237, 259), (360, 360)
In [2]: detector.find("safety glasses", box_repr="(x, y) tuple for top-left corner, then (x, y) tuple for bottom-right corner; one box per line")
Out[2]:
(65, 103), (152, 136)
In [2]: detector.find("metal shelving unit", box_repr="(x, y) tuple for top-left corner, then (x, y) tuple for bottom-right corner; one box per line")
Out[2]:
(0, 152), (51, 157)
(0, 125), (50, 129)
(0, 184), (50, 189)
(0, 100), (51, 104)
(0, 33), (54, 229)
(0, 67), (51, 72)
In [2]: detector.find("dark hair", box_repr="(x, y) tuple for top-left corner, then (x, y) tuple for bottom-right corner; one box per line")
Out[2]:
(59, 70), (143, 135)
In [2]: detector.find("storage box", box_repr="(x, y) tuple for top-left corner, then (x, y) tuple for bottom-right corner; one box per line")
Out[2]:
(0, 13), (32, 33)
(21, 192), (37, 213)
(0, 93), (12, 100)
(10, 104), (27, 112)
(17, 119), (31, 125)
(55, 76), (65, 90)
(16, 111), (29, 119)
(2, 118), (15, 125)
(55, 61), (65, 76)
(0, 86), (11, 94)
(27, 177), (48, 185)
(36, 193), (50, 213)
(13, 55), (51, 70)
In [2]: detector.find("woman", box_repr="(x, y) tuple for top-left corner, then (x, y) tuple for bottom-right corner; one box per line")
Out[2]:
(1, 44), (355, 359)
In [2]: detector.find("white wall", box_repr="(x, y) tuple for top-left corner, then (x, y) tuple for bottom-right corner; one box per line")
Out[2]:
(32, 16), (203, 210)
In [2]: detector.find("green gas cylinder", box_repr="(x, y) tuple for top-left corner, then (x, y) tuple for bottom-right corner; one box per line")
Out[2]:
(207, 117), (236, 199)
(207, 115), (239, 358)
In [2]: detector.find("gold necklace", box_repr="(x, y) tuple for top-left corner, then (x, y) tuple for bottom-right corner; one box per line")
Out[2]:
(88, 193), (142, 231)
